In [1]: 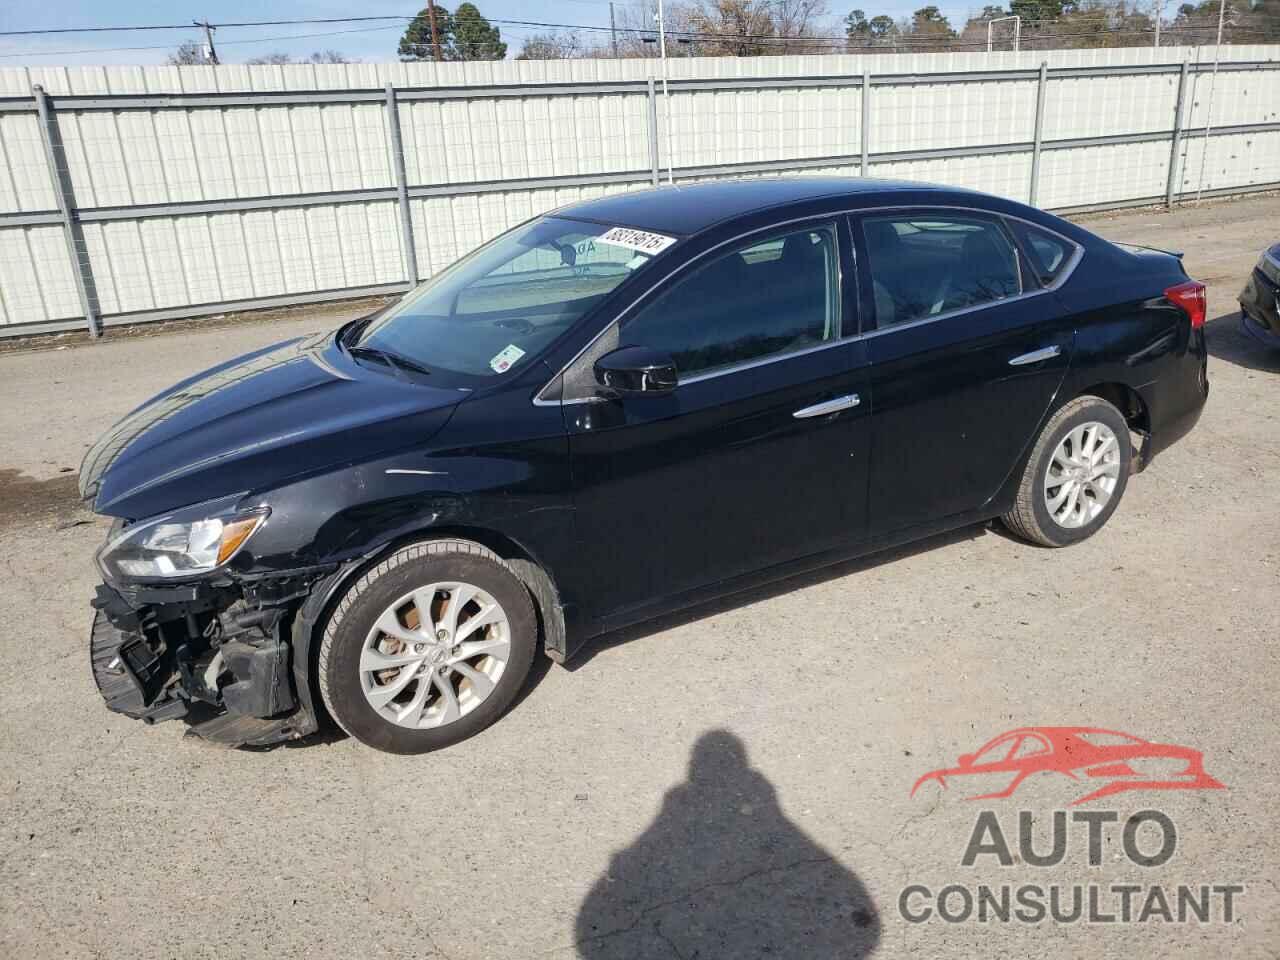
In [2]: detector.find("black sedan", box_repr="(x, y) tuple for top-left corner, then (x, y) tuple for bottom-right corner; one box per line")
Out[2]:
(81, 178), (1209, 754)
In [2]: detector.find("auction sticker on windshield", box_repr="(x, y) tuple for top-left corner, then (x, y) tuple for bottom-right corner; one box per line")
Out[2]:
(598, 226), (677, 255)
(489, 344), (526, 373)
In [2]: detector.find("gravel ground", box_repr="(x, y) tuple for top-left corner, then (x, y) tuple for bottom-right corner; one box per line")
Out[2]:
(0, 194), (1277, 960)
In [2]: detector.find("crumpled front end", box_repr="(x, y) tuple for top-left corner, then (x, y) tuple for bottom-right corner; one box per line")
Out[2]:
(89, 571), (330, 746)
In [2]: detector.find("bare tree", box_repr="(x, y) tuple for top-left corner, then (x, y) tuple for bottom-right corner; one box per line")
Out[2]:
(674, 0), (831, 56)
(517, 31), (590, 59)
(245, 50), (353, 65)
(166, 41), (207, 65)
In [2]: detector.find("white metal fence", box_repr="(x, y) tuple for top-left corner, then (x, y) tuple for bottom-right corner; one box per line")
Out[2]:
(1, 45), (1277, 337)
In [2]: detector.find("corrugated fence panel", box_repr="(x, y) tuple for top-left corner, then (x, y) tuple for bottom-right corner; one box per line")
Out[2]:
(1044, 72), (1182, 140)
(1177, 129), (1280, 194)
(1038, 141), (1172, 208)
(1, 46), (1278, 332)
(873, 79), (1039, 154)
(0, 114), (56, 213)
(875, 152), (1034, 203)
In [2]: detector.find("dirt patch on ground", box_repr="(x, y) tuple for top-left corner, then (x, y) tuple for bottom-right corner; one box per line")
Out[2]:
(0, 468), (85, 529)
(0, 295), (393, 357)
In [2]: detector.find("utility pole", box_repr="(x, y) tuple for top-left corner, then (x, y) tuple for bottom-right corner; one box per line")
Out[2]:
(1195, 0), (1229, 202)
(427, 0), (443, 61)
(194, 19), (218, 65)
(1154, 0), (1163, 47)
(610, 2), (619, 58)
(655, 0), (672, 184)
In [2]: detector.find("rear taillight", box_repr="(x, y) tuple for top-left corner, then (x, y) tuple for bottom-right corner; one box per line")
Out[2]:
(1165, 280), (1206, 329)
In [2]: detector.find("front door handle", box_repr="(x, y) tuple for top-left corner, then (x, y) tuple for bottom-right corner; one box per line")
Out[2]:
(1009, 345), (1062, 366)
(794, 393), (860, 419)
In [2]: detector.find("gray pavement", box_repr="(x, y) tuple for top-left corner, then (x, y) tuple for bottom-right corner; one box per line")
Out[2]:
(1, 194), (1277, 959)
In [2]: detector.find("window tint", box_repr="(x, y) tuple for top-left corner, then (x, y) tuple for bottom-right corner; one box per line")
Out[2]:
(863, 214), (1021, 328)
(1011, 221), (1075, 286)
(616, 225), (839, 377)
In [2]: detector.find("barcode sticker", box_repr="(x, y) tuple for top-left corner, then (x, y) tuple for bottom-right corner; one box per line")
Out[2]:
(598, 226), (677, 256)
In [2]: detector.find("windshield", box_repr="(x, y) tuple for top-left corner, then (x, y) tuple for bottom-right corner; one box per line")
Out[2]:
(353, 216), (676, 380)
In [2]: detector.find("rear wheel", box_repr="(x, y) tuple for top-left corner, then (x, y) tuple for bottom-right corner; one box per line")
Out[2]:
(1002, 395), (1132, 548)
(318, 540), (537, 754)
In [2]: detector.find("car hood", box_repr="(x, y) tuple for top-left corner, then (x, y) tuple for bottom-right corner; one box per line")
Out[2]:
(80, 331), (465, 519)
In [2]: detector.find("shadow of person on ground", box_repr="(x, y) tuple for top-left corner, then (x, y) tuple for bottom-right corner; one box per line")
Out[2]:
(575, 729), (881, 959)
(1205, 309), (1280, 374)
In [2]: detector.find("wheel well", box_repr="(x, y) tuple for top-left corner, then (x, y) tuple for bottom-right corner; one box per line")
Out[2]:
(1078, 382), (1150, 433)
(365, 525), (568, 662)
(1076, 382), (1151, 469)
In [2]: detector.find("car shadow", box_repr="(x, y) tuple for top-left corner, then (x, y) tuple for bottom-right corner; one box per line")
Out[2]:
(254, 523), (986, 750)
(573, 728), (881, 959)
(569, 522), (989, 671)
(1205, 309), (1280, 373)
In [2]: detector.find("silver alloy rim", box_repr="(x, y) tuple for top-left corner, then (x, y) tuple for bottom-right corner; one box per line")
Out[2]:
(359, 582), (511, 729)
(1044, 421), (1122, 529)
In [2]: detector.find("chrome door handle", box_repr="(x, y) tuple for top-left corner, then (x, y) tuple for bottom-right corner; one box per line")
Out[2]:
(1009, 345), (1062, 366)
(794, 393), (860, 419)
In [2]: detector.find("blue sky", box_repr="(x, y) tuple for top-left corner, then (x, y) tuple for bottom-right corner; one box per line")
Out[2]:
(0, 1), (981, 65)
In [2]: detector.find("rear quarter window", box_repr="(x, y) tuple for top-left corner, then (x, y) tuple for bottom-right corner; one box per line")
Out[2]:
(1010, 221), (1078, 287)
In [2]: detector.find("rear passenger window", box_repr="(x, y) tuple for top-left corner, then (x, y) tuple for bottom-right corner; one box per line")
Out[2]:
(617, 224), (840, 377)
(862, 215), (1021, 329)
(1011, 222), (1075, 287)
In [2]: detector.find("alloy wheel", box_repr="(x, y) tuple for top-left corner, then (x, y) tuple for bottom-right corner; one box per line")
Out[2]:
(359, 581), (511, 729)
(1043, 421), (1122, 529)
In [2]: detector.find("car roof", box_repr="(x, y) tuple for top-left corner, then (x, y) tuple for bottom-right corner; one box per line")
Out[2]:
(982, 726), (1150, 744)
(553, 177), (977, 236)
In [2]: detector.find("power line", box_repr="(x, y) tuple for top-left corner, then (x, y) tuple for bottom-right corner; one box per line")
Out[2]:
(0, 17), (413, 37)
(0, 10), (1268, 60)
(0, 23), (544, 60)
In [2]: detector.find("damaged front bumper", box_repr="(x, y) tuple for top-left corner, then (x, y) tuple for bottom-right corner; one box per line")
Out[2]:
(89, 570), (335, 746)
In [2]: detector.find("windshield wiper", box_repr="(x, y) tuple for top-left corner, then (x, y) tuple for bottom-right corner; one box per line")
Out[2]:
(346, 345), (431, 377)
(339, 311), (381, 346)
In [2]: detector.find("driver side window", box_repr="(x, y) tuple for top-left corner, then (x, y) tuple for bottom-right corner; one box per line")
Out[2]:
(616, 224), (840, 378)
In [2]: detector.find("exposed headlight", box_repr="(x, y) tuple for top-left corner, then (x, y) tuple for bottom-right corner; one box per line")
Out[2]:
(97, 505), (268, 581)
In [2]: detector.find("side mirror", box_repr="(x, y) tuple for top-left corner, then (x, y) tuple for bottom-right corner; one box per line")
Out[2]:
(594, 346), (677, 395)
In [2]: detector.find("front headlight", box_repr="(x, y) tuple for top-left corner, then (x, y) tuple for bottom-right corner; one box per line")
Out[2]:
(97, 505), (268, 581)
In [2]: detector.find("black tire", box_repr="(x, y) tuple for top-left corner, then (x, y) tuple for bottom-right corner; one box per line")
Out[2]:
(317, 539), (537, 754)
(1002, 395), (1132, 548)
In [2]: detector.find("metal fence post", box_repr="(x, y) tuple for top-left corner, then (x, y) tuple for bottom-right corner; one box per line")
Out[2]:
(646, 78), (661, 187)
(1166, 60), (1190, 208)
(860, 70), (871, 178)
(1028, 62), (1048, 207)
(32, 84), (101, 338)
(384, 82), (419, 285)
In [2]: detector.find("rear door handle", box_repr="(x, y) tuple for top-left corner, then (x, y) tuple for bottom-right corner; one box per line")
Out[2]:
(1009, 345), (1062, 366)
(794, 393), (860, 419)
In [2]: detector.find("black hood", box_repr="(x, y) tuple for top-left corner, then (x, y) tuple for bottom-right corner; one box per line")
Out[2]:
(80, 332), (464, 519)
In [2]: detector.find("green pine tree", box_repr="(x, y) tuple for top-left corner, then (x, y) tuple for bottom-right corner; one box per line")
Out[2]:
(399, 5), (456, 61)
(452, 3), (507, 60)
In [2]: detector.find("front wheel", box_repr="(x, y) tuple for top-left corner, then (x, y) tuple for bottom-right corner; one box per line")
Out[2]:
(318, 540), (537, 754)
(1002, 395), (1132, 548)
